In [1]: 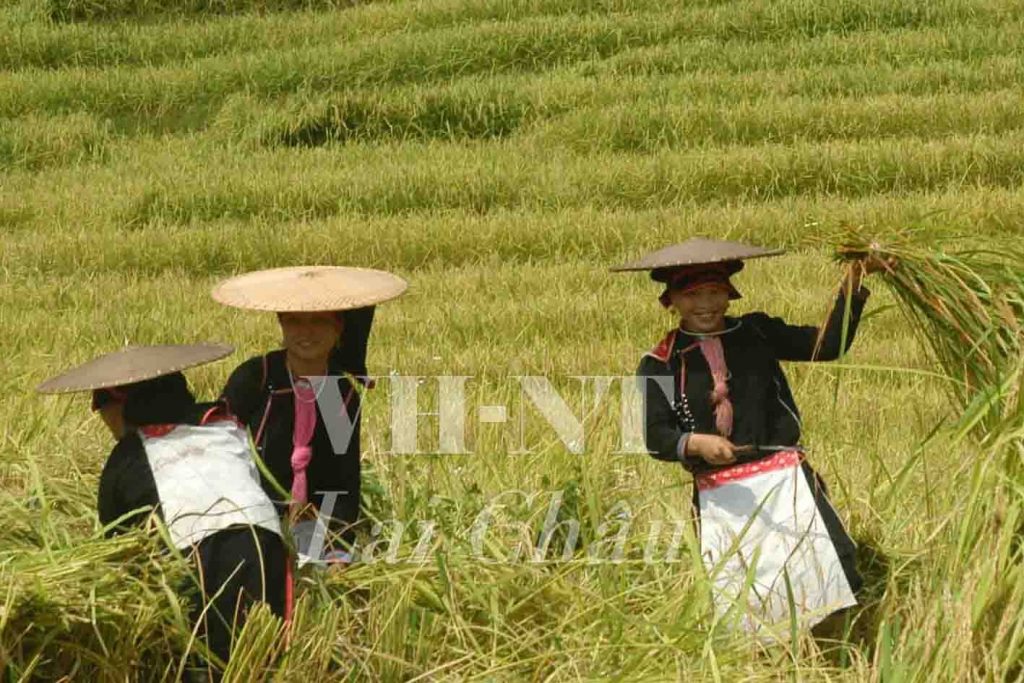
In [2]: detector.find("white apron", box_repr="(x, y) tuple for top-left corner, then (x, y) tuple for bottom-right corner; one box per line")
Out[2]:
(141, 420), (282, 550)
(697, 450), (857, 636)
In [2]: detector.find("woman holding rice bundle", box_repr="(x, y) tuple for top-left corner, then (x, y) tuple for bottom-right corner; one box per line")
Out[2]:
(213, 266), (407, 567)
(37, 344), (286, 679)
(618, 238), (891, 636)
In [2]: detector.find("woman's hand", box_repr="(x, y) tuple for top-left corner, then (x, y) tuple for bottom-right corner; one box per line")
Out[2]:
(327, 560), (349, 574)
(847, 244), (898, 291)
(863, 254), (897, 275)
(685, 434), (739, 465)
(323, 548), (353, 573)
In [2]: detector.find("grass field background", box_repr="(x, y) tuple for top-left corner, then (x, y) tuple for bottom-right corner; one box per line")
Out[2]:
(1, 0), (1022, 679)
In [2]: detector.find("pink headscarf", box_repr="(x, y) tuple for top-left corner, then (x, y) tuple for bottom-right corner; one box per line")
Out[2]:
(290, 378), (318, 512)
(697, 336), (734, 437)
(680, 335), (735, 437)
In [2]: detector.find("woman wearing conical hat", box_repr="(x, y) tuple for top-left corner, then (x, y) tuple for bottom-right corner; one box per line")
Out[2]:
(37, 344), (286, 678)
(618, 238), (892, 636)
(213, 266), (407, 567)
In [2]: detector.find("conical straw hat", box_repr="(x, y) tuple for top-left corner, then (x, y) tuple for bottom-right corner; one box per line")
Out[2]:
(611, 238), (785, 277)
(37, 343), (233, 394)
(212, 266), (408, 312)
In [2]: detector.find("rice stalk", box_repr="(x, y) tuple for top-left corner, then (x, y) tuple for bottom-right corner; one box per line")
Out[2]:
(834, 230), (1024, 428)
(0, 532), (192, 681)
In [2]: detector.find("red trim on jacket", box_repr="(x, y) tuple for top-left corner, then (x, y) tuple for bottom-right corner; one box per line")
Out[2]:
(200, 404), (244, 428)
(645, 329), (678, 363)
(139, 424), (177, 438)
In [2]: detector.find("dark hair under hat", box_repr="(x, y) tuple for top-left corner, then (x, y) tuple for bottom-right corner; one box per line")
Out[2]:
(91, 372), (196, 426)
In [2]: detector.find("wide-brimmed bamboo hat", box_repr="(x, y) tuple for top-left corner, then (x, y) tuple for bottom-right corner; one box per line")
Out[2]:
(611, 238), (785, 282)
(37, 343), (233, 394)
(211, 266), (407, 312)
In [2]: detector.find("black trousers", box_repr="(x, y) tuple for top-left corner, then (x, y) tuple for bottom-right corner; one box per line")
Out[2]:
(186, 525), (287, 679)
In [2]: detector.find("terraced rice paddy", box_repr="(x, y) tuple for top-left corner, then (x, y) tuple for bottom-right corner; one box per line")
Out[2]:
(2, 0), (1022, 679)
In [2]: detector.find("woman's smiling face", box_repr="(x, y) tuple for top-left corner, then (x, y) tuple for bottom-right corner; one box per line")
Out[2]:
(278, 311), (343, 363)
(669, 284), (731, 333)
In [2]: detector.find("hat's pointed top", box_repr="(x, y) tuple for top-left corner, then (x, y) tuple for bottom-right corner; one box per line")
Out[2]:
(212, 266), (407, 312)
(37, 343), (233, 394)
(611, 238), (785, 273)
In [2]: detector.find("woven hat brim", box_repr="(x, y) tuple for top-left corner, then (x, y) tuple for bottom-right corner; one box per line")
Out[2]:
(37, 343), (233, 394)
(610, 238), (785, 272)
(212, 266), (408, 312)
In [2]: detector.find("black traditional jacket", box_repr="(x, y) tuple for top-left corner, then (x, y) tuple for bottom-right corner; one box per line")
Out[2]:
(637, 288), (870, 475)
(220, 349), (363, 541)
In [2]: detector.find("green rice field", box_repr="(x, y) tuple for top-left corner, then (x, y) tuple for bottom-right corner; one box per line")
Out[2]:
(1, 0), (1023, 679)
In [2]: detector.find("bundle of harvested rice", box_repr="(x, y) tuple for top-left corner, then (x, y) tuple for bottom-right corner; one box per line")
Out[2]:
(835, 233), (1023, 425)
(1, 532), (193, 681)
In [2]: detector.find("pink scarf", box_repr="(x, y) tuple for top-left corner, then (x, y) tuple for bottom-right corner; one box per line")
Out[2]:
(290, 378), (318, 511)
(697, 336), (734, 437)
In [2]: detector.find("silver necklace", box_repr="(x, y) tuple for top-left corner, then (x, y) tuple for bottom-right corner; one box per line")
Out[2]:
(679, 319), (743, 338)
(287, 365), (328, 404)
